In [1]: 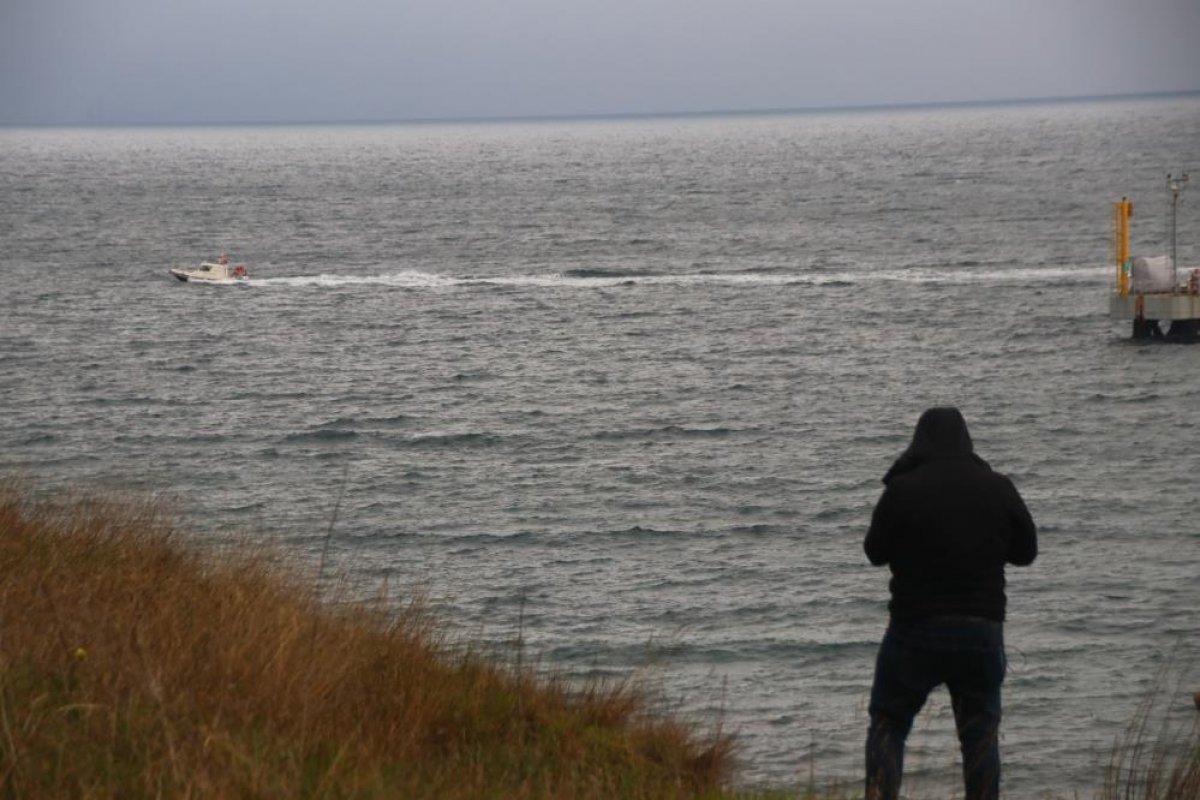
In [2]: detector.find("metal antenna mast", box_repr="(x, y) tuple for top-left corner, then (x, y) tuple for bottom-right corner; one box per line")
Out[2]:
(1167, 172), (1189, 285)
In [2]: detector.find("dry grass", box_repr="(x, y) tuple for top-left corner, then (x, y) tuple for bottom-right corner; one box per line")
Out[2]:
(0, 479), (734, 798)
(1101, 684), (1200, 800)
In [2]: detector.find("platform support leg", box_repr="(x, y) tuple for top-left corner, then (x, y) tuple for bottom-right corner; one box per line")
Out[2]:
(1132, 318), (1164, 340)
(1167, 319), (1200, 342)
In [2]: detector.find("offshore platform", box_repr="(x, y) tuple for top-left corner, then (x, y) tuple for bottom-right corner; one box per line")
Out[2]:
(1109, 173), (1199, 341)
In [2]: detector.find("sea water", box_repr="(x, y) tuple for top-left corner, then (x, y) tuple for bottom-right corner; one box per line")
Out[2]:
(2, 97), (1198, 796)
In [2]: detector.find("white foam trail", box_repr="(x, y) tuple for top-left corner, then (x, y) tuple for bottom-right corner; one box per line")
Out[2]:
(868, 265), (1112, 285)
(250, 270), (459, 288)
(485, 272), (811, 288)
(248, 265), (1112, 290)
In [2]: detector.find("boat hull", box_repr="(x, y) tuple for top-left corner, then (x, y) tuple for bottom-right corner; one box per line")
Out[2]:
(168, 267), (248, 285)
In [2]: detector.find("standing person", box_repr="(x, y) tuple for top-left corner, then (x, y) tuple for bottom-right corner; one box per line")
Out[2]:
(863, 407), (1037, 800)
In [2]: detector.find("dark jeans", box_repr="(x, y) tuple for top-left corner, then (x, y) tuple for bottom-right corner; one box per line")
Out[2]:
(866, 615), (1006, 800)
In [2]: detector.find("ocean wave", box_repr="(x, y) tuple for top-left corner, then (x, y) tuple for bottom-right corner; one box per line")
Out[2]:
(227, 500), (267, 513)
(590, 425), (745, 441)
(281, 427), (506, 450)
(598, 525), (680, 538)
(15, 432), (56, 445)
(318, 414), (413, 429)
(559, 267), (661, 279)
(544, 638), (880, 666)
(438, 530), (539, 545)
(726, 523), (788, 535)
(282, 428), (359, 442)
(399, 431), (504, 449)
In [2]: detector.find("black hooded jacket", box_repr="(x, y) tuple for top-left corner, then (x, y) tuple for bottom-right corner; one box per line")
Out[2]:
(864, 408), (1037, 622)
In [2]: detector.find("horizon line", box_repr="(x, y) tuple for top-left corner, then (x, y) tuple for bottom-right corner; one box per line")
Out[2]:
(3, 88), (1198, 130)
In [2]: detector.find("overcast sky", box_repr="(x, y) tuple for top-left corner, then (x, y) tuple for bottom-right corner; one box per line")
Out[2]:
(2, 0), (1198, 125)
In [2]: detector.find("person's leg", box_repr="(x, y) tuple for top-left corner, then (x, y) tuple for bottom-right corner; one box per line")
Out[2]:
(946, 621), (1005, 800)
(866, 622), (940, 800)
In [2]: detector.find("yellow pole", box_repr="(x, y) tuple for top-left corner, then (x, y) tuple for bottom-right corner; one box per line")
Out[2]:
(1115, 197), (1133, 296)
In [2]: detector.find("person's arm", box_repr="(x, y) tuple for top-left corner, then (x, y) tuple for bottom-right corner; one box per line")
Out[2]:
(864, 487), (897, 566)
(1004, 477), (1037, 566)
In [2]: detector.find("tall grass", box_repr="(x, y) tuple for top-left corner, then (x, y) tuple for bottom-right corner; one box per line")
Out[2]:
(1101, 683), (1200, 800)
(0, 480), (733, 798)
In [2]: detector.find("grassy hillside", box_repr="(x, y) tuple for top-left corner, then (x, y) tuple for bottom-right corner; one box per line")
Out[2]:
(0, 481), (732, 798)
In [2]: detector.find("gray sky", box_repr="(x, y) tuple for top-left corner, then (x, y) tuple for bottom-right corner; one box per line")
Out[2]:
(2, 0), (1198, 125)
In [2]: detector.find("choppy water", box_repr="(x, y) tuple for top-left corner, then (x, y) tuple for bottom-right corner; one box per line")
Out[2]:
(2, 97), (1199, 796)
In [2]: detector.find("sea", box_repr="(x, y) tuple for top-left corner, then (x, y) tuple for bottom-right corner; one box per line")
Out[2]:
(2, 96), (1198, 797)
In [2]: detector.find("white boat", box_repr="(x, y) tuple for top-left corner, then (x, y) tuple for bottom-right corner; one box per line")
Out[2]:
(169, 256), (249, 284)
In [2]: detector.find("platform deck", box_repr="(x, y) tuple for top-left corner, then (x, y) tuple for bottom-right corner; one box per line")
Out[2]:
(1109, 293), (1200, 321)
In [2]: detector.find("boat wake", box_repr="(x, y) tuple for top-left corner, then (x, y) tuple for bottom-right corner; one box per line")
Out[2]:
(250, 265), (1110, 290)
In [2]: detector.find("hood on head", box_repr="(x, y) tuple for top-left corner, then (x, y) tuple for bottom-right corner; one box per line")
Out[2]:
(908, 407), (973, 459)
(882, 407), (982, 484)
